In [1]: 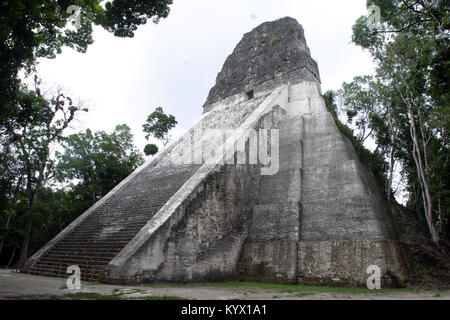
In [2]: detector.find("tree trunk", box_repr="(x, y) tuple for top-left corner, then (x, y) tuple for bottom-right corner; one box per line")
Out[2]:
(8, 246), (16, 267)
(386, 108), (396, 200)
(18, 187), (36, 269)
(386, 144), (396, 200)
(393, 71), (439, 245)
(0, 211), (12, 256)
(18, 221), (32, 268)
(438, 197), (443, 233)
(408, 106), (439, 245)
(0, 176), (23, 256)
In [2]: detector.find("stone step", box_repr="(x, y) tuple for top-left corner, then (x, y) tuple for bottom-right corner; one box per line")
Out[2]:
(61, 234), (134, 240)
(44, 252), (116, 262)
(49, 248), (121, 256)
(70, 226), (145, 233)
(57, 238), (130, 245)
(23, 163), (201, 280)
(32, 261), (106, 272)
(77, 216), (153, 224)
(42, 252), (115, 260)
(53, 243), (127, 250)
(59, 235), (136, 242)
(73, 220), (150, 229)
(40, 256), (112, 265)
(29, 264), (104, 281)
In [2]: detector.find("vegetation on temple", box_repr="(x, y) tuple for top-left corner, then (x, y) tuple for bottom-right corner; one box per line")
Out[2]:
(143, 106), (178, 147)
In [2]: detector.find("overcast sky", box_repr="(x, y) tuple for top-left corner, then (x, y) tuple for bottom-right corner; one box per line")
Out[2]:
(36, 0), (375, 154)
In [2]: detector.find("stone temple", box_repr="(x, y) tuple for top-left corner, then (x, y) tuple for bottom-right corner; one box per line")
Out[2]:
(23, 17), (407, 286)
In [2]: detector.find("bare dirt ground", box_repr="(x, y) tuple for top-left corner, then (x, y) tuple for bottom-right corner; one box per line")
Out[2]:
(0, 269), (448, 300)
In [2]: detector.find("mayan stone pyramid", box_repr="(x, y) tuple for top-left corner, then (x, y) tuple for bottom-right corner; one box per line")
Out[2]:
(23, 17), (407, 286)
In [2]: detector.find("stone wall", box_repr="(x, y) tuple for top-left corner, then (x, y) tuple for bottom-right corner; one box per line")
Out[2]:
(296, 82), (407, 286)
(236, 80), (407, 287)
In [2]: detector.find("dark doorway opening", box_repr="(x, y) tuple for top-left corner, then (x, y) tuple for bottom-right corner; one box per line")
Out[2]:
(245, 89), (254, 101)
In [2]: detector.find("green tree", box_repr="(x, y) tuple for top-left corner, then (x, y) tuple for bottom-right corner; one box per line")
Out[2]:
(144, 143), (159, 156)
(349, 0), (449, 244)
(339, 75), (380, 147)
(142, 106), (177, 146)
(338, 75), (405, 200)
(0, 0), (172, 266)
(324, 89), (388, 190)
(57, 124), (144, 203)
(0, 133), (24, 258)
(0, 0), (172, 121)
(0, 86), (87, 267)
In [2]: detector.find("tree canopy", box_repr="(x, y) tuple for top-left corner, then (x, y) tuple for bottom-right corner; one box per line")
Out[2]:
(337, 0), (449, 244)
(0, 0), (172, 266)
(57, 124), (144, 201)
(0, 85), (88, 266)
(0, 0), (172, 121)
(144, 143), (159, 156)
(142, 106), (177, 146)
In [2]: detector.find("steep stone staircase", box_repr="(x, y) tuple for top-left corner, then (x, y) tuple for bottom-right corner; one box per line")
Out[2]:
(24, 164), (200, 281)
(22, 85), (272, 282)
